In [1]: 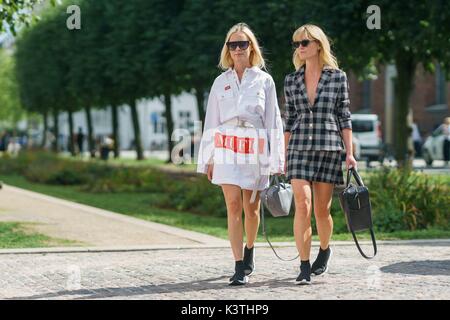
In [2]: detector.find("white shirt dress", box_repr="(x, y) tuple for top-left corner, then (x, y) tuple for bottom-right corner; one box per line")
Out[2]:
(197, 66), (285, 195)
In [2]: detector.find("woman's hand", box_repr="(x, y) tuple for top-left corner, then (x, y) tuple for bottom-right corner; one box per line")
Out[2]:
(284, 152), (288, 175)
(346, 153), (358, 170)
(207, 164), (214, 181)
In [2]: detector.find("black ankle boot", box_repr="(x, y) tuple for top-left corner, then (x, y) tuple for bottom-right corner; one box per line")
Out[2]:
(243, 245), (255, 276)
(311, 246), (332, 276)
(296, 260), (311, 285)
(229, 260), (248, 286)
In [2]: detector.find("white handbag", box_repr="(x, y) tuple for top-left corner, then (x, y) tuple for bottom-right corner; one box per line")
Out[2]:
(260, 175), (299, 261)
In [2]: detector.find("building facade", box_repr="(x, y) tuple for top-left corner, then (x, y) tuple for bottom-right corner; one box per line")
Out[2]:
(347, 64), (450, 147)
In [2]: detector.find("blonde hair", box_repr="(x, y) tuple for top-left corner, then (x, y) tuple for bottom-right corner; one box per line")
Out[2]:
(218, 22), (265, 70)
(292, 24), (339, 71)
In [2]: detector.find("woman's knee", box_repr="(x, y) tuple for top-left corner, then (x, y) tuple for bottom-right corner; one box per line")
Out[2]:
(243, 207), (259, 220)
(294, 195), (312, 216)
(226, 198), (243, 216)
(295, 209), (312, 222)
(314, 201), (332, 219)
(314, 207), (331, 219)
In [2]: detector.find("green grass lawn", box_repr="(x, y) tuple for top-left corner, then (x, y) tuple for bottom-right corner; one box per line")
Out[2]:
(0, 221), (79, 249)
(1, 174), (449, 246)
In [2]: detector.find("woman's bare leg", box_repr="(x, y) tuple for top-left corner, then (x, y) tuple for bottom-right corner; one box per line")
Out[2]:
(312, 182), (334, 250)
(221, 184), (244, 261)
(292, 179), (313, 261)
(242, 189), (261, 249)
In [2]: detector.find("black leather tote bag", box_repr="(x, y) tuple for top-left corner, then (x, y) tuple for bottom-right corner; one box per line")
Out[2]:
(339, 168), (377, 259)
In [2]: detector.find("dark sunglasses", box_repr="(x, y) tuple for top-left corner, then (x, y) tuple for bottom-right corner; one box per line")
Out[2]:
(226, 40), (251, 51)
(292, 39), (316, 49)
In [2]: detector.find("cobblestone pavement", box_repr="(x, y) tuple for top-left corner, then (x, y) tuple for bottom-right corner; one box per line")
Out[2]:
(0, 241), (449, 300)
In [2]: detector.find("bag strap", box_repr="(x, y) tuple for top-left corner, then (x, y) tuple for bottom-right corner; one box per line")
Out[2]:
(350, 227), (378, 259)
(261, 193), (299, 262)
(345, 168), (376, 259)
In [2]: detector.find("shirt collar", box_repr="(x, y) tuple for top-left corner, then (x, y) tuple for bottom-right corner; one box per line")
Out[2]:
(297, 64), (335, 76)
(226, 65), (260, 74)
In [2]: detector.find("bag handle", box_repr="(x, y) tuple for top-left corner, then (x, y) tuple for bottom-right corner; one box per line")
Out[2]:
(269, 175), (289, 192)
(350, 227), (377, 259)
(346, 167), (364, 187)
(261, 190), (299, 262)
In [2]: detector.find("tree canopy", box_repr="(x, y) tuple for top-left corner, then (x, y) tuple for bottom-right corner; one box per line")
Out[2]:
(8, 0), (450, 164)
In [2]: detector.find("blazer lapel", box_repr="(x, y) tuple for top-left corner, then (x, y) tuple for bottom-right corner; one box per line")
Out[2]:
(313, 66), (332, 106)
(295, 65), (309, 108)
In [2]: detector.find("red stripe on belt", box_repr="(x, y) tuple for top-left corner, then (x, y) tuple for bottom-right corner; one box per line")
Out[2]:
(214, 133), (264, 154)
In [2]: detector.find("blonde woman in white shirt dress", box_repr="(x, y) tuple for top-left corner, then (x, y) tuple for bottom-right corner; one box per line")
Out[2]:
(197, 23), (285, 286)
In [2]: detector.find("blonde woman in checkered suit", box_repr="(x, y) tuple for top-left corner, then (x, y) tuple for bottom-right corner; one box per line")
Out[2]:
(283, 24), (357, 285)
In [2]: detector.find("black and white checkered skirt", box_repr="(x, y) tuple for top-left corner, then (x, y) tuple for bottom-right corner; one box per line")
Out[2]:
(286, 150), (344, 185)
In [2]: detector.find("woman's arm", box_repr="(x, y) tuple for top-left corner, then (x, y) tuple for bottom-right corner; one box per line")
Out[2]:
(283, 75), (296, 160)
(197, 84), (220, 174)
(283, 75), (297, 134)
(264, 77), (285, 175)
(343, 128), (357, 169)
(341, 128), (353, 156)
(337, 71), (357, 169)
(284, 132), (291, 154)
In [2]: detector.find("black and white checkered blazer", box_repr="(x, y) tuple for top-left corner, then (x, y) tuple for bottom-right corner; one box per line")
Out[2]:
(283, 65), (352, 151)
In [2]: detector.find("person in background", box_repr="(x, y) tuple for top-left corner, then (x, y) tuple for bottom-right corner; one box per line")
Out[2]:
(7, 136), (21, 156)
(0, 130), (6, 152)
(411, 121), (422, 158)
(77, 127), (85, 155)
(443, 117), (450, 166)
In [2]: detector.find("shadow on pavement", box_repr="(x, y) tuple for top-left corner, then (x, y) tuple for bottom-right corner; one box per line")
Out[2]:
(378, 242), (450, 248)
(8, 276), (326, 300)
(380, 260), (450, 276)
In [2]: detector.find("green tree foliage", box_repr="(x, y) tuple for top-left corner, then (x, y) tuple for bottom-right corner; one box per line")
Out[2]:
(12, 0), (450, 165)
(0, 48), (23, 127)
(0, 0), (56, 34)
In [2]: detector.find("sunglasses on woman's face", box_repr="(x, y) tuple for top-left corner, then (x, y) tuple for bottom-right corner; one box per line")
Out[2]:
(227, 40), (251, 51)
(292, 39), (316, 49)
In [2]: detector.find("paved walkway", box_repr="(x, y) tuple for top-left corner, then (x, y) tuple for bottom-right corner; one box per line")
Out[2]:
(0, 184), (227, 247)
(0, 184), (449, 300)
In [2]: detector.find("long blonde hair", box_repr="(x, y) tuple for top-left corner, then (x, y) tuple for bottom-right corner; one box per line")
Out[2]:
(292, 24), (338, 71)
(218, 22), (265, 70)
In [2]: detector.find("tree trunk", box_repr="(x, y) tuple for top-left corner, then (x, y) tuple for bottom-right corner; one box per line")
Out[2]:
(68, 110), (76, 156)
(164, 92), (174, 163)
(52, 110), (59, 153)
(195, 87), (206, 124)
(111, 104), (120, 158)
(41, 111), (48, 148)
(85, 106), (95, 158)
(130, 100), (144, 160)
(394, 52), (416, 169)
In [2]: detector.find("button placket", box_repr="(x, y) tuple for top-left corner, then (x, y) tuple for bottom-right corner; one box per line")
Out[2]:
(237, 68), (252, 109)
(306, 107), (313, 144)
